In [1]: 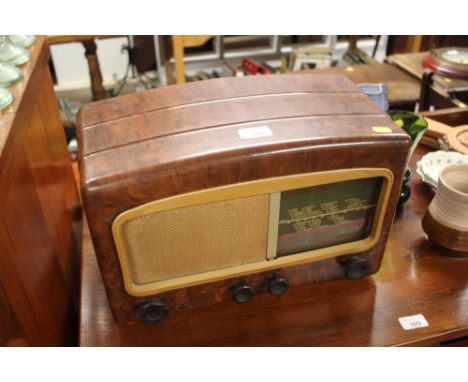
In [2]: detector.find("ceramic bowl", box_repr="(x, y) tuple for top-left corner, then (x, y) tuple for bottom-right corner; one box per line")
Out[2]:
(416, 150), (468, 189)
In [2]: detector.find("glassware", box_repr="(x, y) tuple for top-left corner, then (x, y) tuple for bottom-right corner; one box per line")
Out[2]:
(0, 36), (31, 66)
(357, 83), (389, 112)
(388, 110), (428, 205)
(423, 47), (468, 80)
(0, 61), (23, 87)
(8, 35), (36, 48)
(388, 110), (428, 160)
(0, 87), (14, 110)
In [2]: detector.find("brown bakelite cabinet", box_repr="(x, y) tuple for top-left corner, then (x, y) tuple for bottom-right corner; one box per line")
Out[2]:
(78, 75), (410, 327)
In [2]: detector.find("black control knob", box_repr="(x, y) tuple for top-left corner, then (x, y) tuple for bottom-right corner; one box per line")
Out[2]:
(138, 299), (169, 324)
(267, 273), (289, 296)
(230, 279), (254, 303)
(344, 257), (371, 280)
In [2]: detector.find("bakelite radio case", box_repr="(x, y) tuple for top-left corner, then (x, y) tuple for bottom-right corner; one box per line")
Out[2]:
(77, 75), (411, 325)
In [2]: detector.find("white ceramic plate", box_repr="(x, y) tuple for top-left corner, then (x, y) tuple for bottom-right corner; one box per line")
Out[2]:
(416, 150), (468, 189)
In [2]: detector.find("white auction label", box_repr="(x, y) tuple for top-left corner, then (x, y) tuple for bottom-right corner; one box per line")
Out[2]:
(238, 126), (273, 139)
(398, 314), (429, 330)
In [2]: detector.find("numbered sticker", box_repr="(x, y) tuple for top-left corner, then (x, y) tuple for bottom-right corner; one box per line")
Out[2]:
(238, 126), (273, 139)
(372, 126), (392, 133)
(398, 314), (429, 330)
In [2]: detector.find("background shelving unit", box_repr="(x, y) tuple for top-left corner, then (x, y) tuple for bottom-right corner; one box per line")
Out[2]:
(154, 35), (388, 85)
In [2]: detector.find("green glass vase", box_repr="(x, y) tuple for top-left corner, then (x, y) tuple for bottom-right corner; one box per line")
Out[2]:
(388, 110), (428, 205)
(388, 110), (428, 159)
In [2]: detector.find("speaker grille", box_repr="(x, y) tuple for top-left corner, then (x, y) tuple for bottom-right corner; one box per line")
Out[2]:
(118, 194), (270, 286)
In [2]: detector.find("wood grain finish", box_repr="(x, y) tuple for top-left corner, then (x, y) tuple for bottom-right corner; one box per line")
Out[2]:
(79, 145), (468, 346)
(79, 74), (359, 126)
(422, 107), (468, 126)
(78, 75), (411, 325)
(0, 36), (81, 346)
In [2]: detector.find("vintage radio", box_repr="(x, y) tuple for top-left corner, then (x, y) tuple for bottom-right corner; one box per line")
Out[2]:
(77, 74), (410, 325)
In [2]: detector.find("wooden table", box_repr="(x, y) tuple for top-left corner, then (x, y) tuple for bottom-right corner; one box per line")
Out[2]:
(79, 145), (468, 346)
(387, 52), (468, 109)
(388, 52), (468, 93)
(295, 63), (421, 108)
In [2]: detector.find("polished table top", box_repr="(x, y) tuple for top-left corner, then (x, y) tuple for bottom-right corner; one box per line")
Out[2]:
(295, 63), (421, 108)
(78, 146), (468, 346)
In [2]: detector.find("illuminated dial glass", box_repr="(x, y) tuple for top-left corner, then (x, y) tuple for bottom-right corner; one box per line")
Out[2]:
(277, 177), (383, 257)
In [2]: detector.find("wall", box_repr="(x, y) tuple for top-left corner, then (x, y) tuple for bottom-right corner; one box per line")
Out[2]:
(50, 36), (129, 91)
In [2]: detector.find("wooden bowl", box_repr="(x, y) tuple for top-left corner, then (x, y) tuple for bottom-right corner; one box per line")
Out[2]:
(422, 163), (468, 257)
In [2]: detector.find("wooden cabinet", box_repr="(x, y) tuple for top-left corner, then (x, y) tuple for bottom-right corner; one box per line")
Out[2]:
(0, 36), (81, 346)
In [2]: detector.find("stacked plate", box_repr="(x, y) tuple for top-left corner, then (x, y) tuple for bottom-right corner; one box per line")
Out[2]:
(0, 35), (36, 111)
(416, 150), (468, 189)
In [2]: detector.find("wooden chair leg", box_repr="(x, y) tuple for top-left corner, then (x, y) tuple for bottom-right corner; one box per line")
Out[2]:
(419, 69), (434, 112)
(82, 39), (108, 100)
(172, 36), (186, 84)
(161, 35), (175, 85)
(406, 35), (423, 53)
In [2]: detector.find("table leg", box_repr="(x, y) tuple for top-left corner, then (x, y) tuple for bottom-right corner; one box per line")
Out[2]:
(419, 69), (434, 111)
(82, 39), (108, 101)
